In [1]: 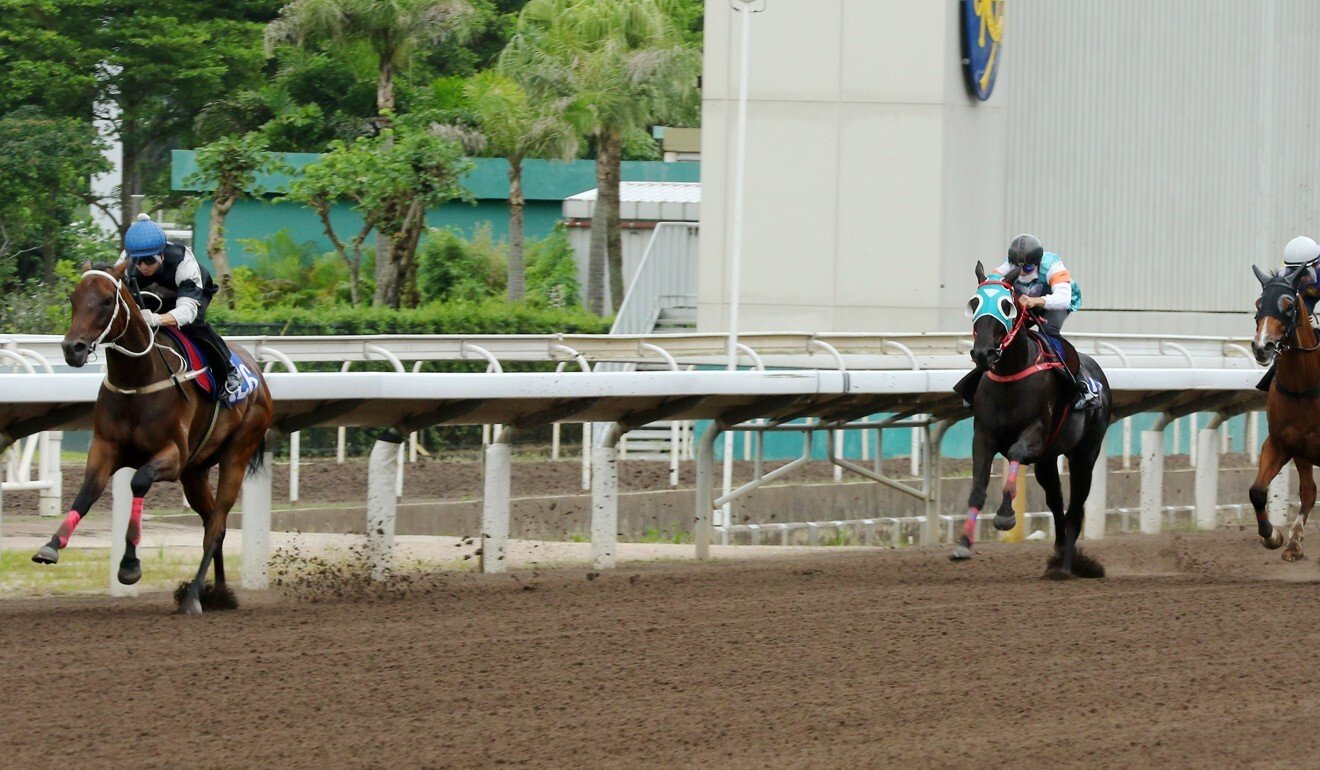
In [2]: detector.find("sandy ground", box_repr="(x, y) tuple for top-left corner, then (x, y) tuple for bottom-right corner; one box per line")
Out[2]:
(2, 529), (1319, 768)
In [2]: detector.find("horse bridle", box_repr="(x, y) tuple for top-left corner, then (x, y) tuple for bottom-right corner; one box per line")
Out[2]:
(976, 278), (1035, 359)
(1259, 282), (1320, 355)
(81, 269), (157, 359)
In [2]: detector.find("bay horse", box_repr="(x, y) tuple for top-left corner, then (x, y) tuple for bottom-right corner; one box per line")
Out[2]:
(34, 262), (275, 614)
(951, 262), (1112, 578)
(1249, 264), (1320, 559)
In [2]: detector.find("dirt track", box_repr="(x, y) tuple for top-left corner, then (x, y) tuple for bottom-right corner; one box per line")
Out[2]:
(2, 529), (1318, 768)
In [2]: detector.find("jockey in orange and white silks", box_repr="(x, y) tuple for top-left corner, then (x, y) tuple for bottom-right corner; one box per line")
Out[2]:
(991, 233), (1096, 409)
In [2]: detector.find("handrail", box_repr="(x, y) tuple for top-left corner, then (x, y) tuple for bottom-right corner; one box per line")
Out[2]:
(609, 221), (700, 335)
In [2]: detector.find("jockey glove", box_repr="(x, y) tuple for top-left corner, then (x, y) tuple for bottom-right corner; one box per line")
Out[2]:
(140, 309), (161, 327)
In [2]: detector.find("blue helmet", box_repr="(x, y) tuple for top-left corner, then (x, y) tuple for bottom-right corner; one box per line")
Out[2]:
(124, 213), (167, 259)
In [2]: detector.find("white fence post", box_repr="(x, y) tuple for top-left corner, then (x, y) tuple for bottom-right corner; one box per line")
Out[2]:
(39, 431), (62, 516)
(1140, 429), (1165, 534)
(1084, 451), (1107, 541)
(481, 426), (512, 574)
(241, 448), (273, 590)
(1195, 426), (1221, 530)
(1268, 464), (1292, 527)
(591, 423), (622, 570)
(109, 468), (136, 598)
(366, 434), (401, 580)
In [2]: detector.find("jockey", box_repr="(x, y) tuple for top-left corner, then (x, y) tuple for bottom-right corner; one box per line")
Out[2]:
(990, 233), (1096, 409)
(116, 213), (243, 398)
(1283, 235), (1320, 323)
(1256, 235), (1320, 392)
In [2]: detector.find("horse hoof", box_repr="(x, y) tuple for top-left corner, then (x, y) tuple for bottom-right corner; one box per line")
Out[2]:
(177, 595), (203, 616)
(993, 514), (1016, 531)
(31, 545), (59, 565)
(1282, 546), (1305, 562)
(117, 559), (142, 585)
(1042, 567), (1076, 581)
(950, 544), (973, 561)
(1262, 530), (1285, 550)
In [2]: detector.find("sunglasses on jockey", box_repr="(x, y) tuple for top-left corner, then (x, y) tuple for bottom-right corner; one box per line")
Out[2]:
(130, 252), (163, 267)
(1009, 257), (1038, 274)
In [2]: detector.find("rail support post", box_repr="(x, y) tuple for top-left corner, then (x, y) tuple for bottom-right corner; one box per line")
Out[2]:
(109, 468), (136, 598)
(592, 423), (625, 570)
(367, 430), (403, 580)
(1140, 416), (1171, 534)
(1087, 447), (1109, 540)
(481, 425), (513, 574)
(695, 421), (724, 560)
(241, 445), (274, 589)
(922, 420), (950, 547)
(1195, 417), (1226, 530)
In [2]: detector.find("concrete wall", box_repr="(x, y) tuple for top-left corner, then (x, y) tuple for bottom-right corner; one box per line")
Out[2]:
(698, 0), (1006, 333)
(698, 0), (1320, 337)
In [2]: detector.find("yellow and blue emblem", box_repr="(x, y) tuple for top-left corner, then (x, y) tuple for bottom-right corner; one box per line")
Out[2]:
(960, 0), (1004, 101)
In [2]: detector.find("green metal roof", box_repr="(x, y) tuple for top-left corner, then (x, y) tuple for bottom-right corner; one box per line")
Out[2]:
(172, 150), (700, 201)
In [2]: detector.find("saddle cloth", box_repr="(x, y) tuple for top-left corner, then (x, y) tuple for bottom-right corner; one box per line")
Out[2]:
(160, 327), (259, 405)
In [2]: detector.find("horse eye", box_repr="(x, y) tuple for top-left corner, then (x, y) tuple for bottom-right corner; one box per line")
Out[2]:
(999, 297), (1015, 317)
(966, 297), (981, 316)
(1255, 298), (1262, 310)
(1281, 296), (1295, 312)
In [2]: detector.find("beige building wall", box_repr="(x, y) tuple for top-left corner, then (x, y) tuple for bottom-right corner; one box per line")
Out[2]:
(698, 0), (1007, 333)
(698, 0), (1320, 337)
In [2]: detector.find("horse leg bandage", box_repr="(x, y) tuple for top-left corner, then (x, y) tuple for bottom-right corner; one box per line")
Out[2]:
(1002, 461), (1021, 497)
(55, 510), (82, 548)
(963, 507), (980, 541)
(128, 498), (144, 546)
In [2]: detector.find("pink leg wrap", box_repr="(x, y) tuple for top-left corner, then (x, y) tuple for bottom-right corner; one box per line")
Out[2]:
(55, 510), (82, 548)
(1002, 460), (1021, 497)
(128, 498), (144, 546)
(963, 507), (980, 541)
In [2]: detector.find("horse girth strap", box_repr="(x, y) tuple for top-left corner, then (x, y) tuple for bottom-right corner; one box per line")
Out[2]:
(101, 367), (208, 395)
(185, 396), (223, 466)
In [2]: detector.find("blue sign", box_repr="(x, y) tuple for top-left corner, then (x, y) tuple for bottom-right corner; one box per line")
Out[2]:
(960, 0), (1004, 101)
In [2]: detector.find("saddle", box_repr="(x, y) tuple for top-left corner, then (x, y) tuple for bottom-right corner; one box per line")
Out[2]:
(159, 327), (259, 405)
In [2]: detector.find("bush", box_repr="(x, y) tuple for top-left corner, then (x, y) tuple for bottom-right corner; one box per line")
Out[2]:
(524, 224), (580, 308)
(416, 224), (506, 303)
(232, 229), (356, 308)
(207, 298), (609, 336)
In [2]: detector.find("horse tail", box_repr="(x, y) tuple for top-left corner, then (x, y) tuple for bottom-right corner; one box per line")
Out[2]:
(248, 435), (267, 475)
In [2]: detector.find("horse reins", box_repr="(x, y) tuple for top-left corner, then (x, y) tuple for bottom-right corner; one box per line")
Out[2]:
(81, 269), (198, 395)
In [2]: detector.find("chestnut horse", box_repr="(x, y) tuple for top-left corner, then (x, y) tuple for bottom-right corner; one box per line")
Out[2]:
(952, 262), (1112, 578)
(1249, 265), (1320, 559)
(33, 262), (274, 614)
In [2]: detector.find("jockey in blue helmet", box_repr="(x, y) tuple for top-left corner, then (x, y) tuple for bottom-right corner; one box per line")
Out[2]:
(116, 214), (242, 398)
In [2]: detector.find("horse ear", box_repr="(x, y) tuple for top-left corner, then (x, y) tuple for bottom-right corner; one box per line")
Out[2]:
(1285, 264), (1306, 286)
(110, 261), (129, 279)
(1003, 267), (1021, 285)
(975, 261), (986, 282)
(1253, 264), (1271, 286)
(81, 260), (92, 272)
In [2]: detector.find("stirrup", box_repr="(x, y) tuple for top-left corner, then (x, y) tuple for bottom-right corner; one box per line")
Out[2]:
(222, 371), (243, 396)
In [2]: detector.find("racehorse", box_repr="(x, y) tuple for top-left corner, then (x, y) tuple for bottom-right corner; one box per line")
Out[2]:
(952, 262), (1112, 578)
(1249, 264), (1320, 559)
(34, 261), (274, 614)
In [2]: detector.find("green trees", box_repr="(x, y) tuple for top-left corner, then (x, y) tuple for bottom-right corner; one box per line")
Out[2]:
(463, 70), (578, 301)
(287, 121), (469, 307)
(503, 0), (698, 313)
(188, 133), (286, 306)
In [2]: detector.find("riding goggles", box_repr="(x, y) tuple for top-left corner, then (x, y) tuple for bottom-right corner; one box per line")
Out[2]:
(131, 252), (163, 266)
(1010, 260), (1037, 273)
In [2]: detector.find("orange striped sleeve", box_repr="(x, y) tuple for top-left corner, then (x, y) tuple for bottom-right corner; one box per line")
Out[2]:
(1048, 269), (1071, 286)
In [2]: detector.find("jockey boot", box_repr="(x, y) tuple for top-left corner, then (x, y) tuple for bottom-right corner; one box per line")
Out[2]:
(954, 368), (983, 408)
(1257, 364), (1275, 393)
(1043, 333), (1096, 410)
(187, 323), (239, 399)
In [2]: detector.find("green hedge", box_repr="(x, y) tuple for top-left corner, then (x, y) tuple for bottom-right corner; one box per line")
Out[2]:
(208, 299), (610, 336)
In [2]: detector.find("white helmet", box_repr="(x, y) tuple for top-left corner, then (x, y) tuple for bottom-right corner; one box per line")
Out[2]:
(1283, 235), (1320, 267)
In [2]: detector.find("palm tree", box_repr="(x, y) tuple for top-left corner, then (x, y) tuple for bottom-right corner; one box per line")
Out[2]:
(266, 0), (474, 306)
(504, 0), (699, 315)
(464, 70), (579, 301)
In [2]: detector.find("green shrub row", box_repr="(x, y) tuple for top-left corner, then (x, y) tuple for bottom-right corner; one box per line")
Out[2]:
(207, 299), (610, 336)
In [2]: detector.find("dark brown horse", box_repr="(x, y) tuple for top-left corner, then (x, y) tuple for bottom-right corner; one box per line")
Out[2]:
(952, 262), (1111, 578)
(34, 262), (274, 614)
(1249, 265), (1320, 559)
